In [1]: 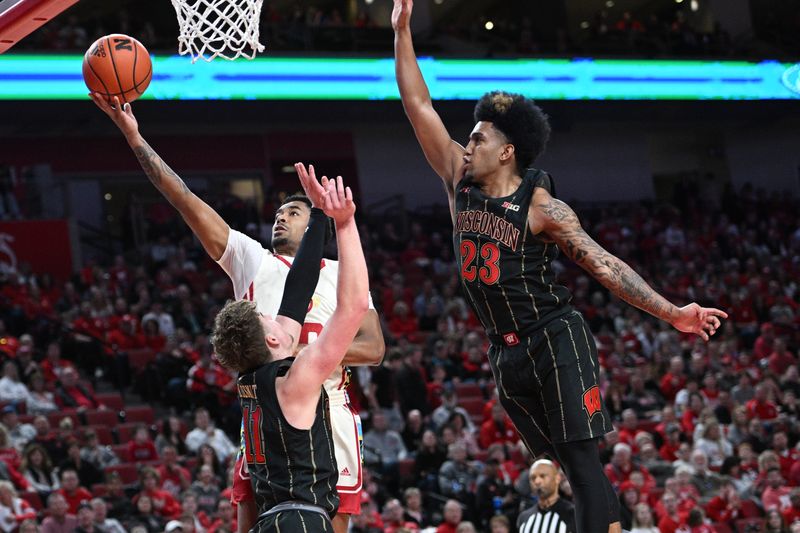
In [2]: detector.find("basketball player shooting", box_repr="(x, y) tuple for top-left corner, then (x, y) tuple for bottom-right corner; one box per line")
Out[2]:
(212, 174), (370, 532)
(88, 93), (385, 533)
(392, 1), (727, 533)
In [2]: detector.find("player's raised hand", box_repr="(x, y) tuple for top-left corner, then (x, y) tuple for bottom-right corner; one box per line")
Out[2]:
(89, 93), (139, 138)
(294, 163), (330, 208)
(671, 303), (728, 342)
(391, 0), (413, 32)
(321, 176), (355, 225)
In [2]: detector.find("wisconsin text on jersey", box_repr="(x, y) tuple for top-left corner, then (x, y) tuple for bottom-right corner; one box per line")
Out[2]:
(454, 209), (521, 251)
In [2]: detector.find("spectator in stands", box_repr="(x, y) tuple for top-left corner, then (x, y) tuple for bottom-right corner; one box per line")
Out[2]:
(604, 442), (655, 491)
(189, 465), (219, 516)
(475, 458), (514, 529)
(438, 442), (479, 506)
(657, 492), (684, 533)
(436, 499), (463, 533)
(21, 444), (58, 498)
(54, 367), (102, 411)
(142, 301), (175, 341)
(763, 467), (792, 512)
(618, 480), (640, 530)
(74, 501), (97, 533)
(415, 429), (447, 492)
(746, 383), (779, 421)
(25, 373), (57, 415)
(401, 409), (425, 453)
(403, 487), (428, 528)
(446, 412), (480, 457)
(432, 390), (475, 432)
(100, 471), (133, 521)
(208, 499), (236, 533)
(59, 441), (102, 488)
(17, 519), (37, 533)
(179, 492), (211, 531)
(184, 408), (236, 464)
(133, 467), (181, 520)
(154, 416), (188, 457)
(79, 429), (119, 470)
(694, 420), (733, 468)
(41, 492), (77, 533)
(56, 468), (92, 515)
(478, 403), (516, 450)
(382, 498), (419, 533)
(0, 362), (31, 405)
(0, 480), (35, 532)
(192, 443), (224, 485)
(659, 356), (686, 402)
(90, 498), (125, 533)
(630, 502), (658, 533)
(155, 445), (190, 498)
(0, 407), (33, 451)
(395, 347), (430, 416)
(364, 410), (407, 471)
(732, 373), (755, 405)
(766, 508), (789, 533)
(128, 494), (164, 533)
(127, 424), (158, 463)
(705, 479), (761, 524)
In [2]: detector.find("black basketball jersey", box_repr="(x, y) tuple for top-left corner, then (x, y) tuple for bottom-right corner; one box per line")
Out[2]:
(238, 358), (339, 517)
(453, 168), (572, 338)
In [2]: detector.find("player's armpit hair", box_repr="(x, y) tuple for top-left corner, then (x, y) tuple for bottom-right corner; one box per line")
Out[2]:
(474, 91), (551, 173)
(212, 300), (270, 373)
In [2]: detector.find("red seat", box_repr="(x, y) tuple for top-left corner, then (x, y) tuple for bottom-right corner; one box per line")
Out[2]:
(123, 406), (155, 425)
(105, 463), (140, 485)
(714, 522), (733, 533)
(110, 444), (130, 462)
(96, 392), (124, 411)
(85, 425), (114, 445)
(85, 409), (119, 427)
(455, 382), (482, 398)
(127, 348), (155, 373)
(19, 491), (42, 511)
(115, 422), (139, 443)
(460, 397), (486, 418)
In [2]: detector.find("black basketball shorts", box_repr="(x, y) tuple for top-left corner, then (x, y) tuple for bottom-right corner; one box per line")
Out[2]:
(487, 310), (613, 458)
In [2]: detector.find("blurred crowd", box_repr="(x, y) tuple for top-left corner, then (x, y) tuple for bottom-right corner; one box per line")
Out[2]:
(14, 0), (798, 60)
(0, 178), (797, 532)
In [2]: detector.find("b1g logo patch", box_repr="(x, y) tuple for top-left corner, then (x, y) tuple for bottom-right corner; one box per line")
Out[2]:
(582, 386), (602, 419)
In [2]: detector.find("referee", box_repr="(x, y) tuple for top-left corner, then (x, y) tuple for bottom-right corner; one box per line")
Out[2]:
(517, 460), (576, 533)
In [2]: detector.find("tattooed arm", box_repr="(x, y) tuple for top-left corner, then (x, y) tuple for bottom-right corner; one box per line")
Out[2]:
(90, 94), (229, 260)
(530, 188), (727, 341)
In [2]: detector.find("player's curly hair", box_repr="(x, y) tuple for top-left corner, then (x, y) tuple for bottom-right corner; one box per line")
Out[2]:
(473, 91), (551, 173)
(211, 300), (270, 373)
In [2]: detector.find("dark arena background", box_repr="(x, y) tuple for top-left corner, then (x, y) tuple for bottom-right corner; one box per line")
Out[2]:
(0, 0), (799, 532)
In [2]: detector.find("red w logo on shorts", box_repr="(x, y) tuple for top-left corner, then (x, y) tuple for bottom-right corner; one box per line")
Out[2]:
(582, 386), (602, 419)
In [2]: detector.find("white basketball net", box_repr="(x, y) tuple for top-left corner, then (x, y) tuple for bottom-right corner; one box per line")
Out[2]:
(171, 0), (266, 62)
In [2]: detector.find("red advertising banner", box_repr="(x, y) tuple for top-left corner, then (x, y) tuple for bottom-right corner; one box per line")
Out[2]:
(0, 220), (75, 281)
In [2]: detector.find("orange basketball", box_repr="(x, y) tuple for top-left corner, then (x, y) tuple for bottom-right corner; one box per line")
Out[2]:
(82, 34), (152, 104)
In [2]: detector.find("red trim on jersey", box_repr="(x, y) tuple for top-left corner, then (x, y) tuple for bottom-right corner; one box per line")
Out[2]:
(337, 368), (347, 390)
(248, 282), (254, 301)
(274, 254), (293, 269)
(337, 490), (361, 515)
(231, 455), (253, 504)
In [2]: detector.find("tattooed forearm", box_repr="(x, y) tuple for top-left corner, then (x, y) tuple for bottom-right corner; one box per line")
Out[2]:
(132, 140), (191, 198)
(540, 198), (678, 323)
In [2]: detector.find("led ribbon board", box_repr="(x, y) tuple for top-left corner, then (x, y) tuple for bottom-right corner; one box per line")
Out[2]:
(0, 55), (798, 100)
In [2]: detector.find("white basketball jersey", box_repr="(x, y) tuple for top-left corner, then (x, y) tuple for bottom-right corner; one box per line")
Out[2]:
(217, 229), (372, 392)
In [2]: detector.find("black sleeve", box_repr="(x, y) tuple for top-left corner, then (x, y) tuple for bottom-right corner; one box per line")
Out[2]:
(277, 207), (327, 324)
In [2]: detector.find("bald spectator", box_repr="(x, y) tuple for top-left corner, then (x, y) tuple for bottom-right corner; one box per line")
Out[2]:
(41, 493), (77, 533)
(90, 498), (125, 533)
(604, 443), (655, 491)
(54, 367), (102, 411)
(517, 460), (576, 533)
(438, 442), (479, 504)
(436, 500), (463, 533)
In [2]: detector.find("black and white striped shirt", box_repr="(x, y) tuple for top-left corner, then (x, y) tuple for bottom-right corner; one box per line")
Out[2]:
(517, 498), (576, 533)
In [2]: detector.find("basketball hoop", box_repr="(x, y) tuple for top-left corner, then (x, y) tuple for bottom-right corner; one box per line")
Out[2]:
(170, 0), (265, 62)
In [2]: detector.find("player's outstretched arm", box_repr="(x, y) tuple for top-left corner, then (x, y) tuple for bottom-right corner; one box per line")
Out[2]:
(89, 93), (229, 260)
(341, 310), (385, 366)
(392, 0), (464, 186)
(285, 177), (369, 399)
(532, 190), (727, 341)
